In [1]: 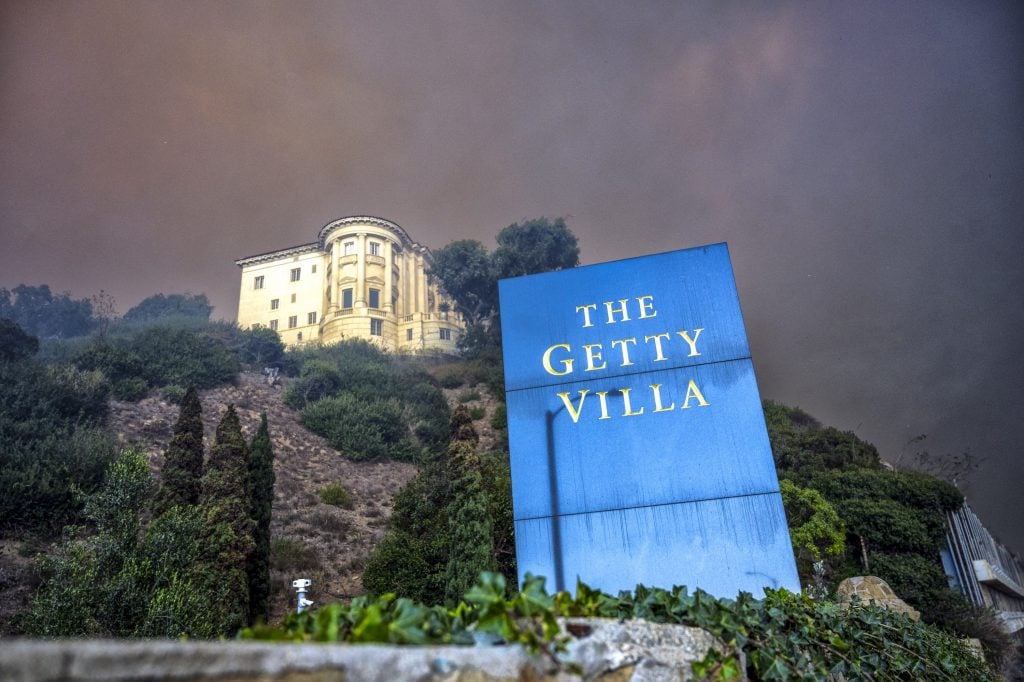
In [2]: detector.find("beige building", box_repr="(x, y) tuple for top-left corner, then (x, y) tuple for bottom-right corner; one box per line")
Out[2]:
(235, 216), (463, 351)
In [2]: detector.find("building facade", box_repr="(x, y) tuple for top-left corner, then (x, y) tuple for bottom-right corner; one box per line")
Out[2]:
(235, 216), (463, 351)
(943, 503), (1024, 637)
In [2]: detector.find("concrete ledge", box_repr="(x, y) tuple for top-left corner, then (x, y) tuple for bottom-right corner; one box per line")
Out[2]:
(0, 619), (738, 682)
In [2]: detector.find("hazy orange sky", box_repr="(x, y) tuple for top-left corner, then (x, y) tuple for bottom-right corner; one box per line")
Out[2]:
(2, 1), (1022, 553)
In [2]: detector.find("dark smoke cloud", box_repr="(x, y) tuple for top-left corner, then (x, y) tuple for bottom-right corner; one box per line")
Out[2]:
(2, 1), (1021, 552)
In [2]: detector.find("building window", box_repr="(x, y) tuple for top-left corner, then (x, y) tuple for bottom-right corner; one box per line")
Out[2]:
(342, 288), (353, 308)
(290, 267), (301, 282)
(439, 328), (452, 341)
(370, 319), (383, 336)
(307, 312), (317, 325)
(369, 241), (381, 256)
(343, 241), (355, 255)
(288, 315), (298, 329)
(254, 275), (264, 290)
(406, 328), (413, 341)
(270, 299), (279, 310)
(291, 293), (297, 303)
(368, 288), (380, 309)
(269, 319), (278, 331)
(297, 332), (303, 342)
(311, 264), (317, 273)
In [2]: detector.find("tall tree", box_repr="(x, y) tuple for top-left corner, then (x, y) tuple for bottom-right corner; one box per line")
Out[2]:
(444, 406), (495, 604)
(246, 413), (275, 624)
(428, 240), (497, 327)
(124, 292), (213, 322)
(491, 217), (579, 279)
(154, 386), (205, 515)
(199, 405), (254, 633)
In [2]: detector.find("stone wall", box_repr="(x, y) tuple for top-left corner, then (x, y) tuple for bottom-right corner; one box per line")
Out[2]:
(0, 619), (741, 682)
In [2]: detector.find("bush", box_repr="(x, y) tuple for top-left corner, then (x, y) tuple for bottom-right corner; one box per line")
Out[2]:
(438, 372), (464, 389)
(161, 385), (188, 405)
(128, 326), (239, 389)
(457, 389), (481, 403)
(301, 393), (414, 461)
(490, 403), (507, 430)
(112, 377), (149, 401)
(468, 405), (486, 420)
(319, 482), (354, 509)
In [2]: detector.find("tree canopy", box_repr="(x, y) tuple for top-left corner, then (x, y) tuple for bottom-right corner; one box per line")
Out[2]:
(123, 293), (213, 322)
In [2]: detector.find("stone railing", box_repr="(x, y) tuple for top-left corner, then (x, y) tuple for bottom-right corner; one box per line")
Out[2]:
(0, 619), (738, 681)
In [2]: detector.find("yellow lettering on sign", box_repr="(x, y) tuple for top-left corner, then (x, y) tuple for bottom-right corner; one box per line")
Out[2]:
(557, 390), (590, 423)
(649, 384), (675, 412)
(637, 295), (657, 319)
(681, 380), (710, 408)
(583, 344), (606, 371)
(575, 304), (597, 328)
(610, 338), (637, 366)
(604, 299), (630, 324)
(644, 333), (670, 361)
(619, 388), (645, 417)
(594, 390), (612, 420)
(677, 328), (704, 357)
(542, 343), (573, 376)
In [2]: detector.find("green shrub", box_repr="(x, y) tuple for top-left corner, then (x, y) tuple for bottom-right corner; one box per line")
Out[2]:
(301, 392), (414, 461)
(283, 359), (343, 410)
(468, 405), (486, 420)
(438, 372), (464, 389)
(112, 377), (149, 401)
(128, 326), (239, 389)
(457, 389), (481, 403)
(490, 403), (507, 430)
(161, 384), (188, 405)
(319, 482), (354, 508)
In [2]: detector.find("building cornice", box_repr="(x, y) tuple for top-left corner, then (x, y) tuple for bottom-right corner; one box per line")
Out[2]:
(317, 216), (426, 253)
(234, 242), (320, 267)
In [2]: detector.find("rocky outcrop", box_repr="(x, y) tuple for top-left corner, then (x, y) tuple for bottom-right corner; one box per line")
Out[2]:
(835, 576), (920, 621)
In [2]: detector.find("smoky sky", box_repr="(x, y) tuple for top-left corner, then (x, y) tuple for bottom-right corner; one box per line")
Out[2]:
(2, 1), (1022, 554)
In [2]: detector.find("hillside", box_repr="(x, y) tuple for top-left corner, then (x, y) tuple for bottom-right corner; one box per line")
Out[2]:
(106, 371), (422, 622)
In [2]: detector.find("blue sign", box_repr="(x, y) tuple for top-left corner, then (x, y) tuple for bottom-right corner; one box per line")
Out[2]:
(498, 244), (800, 598)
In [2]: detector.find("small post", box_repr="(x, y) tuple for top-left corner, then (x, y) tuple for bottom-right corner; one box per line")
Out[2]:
(292, 578), (313, 613)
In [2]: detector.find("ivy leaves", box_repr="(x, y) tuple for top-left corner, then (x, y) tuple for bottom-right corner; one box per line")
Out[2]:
(241, 573), (993, 681)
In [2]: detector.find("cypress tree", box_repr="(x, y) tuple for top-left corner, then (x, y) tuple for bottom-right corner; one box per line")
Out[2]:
(444, 406), (495, 604)
(246, 413), (275, 624)
(154, 385), (204, 515)
(199, 404), (254, 633)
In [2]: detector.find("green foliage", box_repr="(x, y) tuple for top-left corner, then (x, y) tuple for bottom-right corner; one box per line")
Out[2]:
(318, 482), (354, 508)
(0, 349), (114, 531)
(428, 240), (497, 327)
(468, 405), (486, 420)
(244, 572), (993, 680)
(779, 480), (845, 588)
(490, 402), (507, 430)
(112, 377), (149, 401)
(128, 325), (240, 389)
(123, 293), (212, 323)
(161, 384), (187, 404)
(429, 218), (580, 356)
(491, 217), (580, 280)
(456, 389), (481, 403)
(301, 393), (413, 461)
(479, 451), (516, 588)
(0, 318), (39, 362)
(283, 359), (343, 409)
(72, 342), (145, 385)
(247, 414), (275, 624)
(444, 415), (495, 604)
(154, 385), (205, 516)
(284, 340), (450, 459)
(0, 284), (95, 339)
(200, 405), (255, 633)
